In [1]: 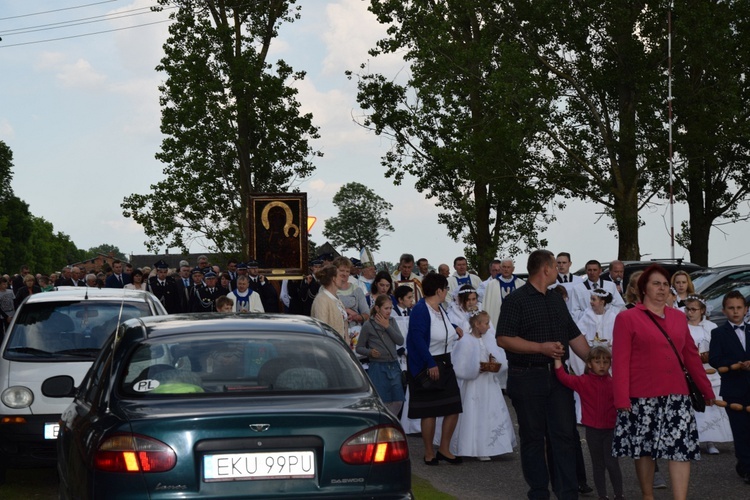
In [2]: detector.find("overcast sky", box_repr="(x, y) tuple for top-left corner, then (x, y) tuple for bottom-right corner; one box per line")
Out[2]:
(1, 0), (749, 272)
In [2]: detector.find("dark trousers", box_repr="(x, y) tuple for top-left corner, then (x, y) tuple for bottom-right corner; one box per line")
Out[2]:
(507, 365), (579, 500)
(585, 426), (623, 498)
(725, 398), (750, 475)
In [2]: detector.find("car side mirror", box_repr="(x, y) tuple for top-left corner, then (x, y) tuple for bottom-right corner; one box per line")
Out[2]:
(41, 375), (77, 398)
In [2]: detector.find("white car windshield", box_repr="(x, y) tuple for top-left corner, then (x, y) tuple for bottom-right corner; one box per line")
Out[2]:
(5, 300), (151, 360)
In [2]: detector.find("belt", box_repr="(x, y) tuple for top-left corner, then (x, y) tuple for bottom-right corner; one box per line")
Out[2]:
(509, 361), (554, 369)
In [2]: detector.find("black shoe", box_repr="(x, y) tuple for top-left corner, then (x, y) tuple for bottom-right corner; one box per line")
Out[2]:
(423, 457), (439, 466)
(436, 450), (463, 465)
(578, 483), (594, 495)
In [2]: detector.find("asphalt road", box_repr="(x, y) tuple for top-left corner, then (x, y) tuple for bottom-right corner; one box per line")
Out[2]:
(409, 396), (749, 499)
(4, 396), (749, 499)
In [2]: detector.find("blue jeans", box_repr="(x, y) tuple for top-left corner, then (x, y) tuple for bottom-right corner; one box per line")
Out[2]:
(367, 361), (405, 403)
(507, 365), (578, 500)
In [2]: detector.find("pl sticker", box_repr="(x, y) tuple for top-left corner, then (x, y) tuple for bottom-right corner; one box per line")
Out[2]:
(133, 379), (161, 392)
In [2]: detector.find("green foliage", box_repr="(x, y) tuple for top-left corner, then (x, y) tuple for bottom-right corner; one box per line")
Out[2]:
(322, 182), (394, 252)
(350, 1), (555, 275)
(669, 0), (750, 265)
(0, 140), (84, 274)
(83, 244), (128, 261)
(504, 0), (671, 259)
(122, 0), (321, 255)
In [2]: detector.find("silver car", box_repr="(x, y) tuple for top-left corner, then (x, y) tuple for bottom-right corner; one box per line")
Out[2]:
(0, 287), (166, 480)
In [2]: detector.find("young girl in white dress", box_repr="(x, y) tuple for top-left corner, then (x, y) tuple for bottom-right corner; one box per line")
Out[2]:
(684, 295), (733, 454)
(448, 311), (516, 460)
(572, 289), (619, 376)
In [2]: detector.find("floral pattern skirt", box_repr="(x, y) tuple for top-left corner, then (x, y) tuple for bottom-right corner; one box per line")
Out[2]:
(612, 394), (700, 461)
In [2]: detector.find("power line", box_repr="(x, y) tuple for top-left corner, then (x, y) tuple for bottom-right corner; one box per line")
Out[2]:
(0, 6), (155, 35)
(0, 6), (177, 38)
(0, 19), (171, 48)
(0, 0), (119, 21)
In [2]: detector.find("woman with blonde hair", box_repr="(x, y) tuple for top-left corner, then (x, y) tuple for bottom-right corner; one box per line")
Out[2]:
(310, 264), (350, 345)
(671, 271), (696, 310)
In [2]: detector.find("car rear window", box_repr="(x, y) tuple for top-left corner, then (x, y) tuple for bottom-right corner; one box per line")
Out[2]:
(120, 333), (369, 396)
(4, 301), (152, 361)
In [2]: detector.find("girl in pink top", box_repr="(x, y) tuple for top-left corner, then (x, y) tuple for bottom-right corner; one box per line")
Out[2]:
(555, 347), (623, 500)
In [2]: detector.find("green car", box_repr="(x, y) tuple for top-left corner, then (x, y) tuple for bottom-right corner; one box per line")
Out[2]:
(45, 313), (412, 499)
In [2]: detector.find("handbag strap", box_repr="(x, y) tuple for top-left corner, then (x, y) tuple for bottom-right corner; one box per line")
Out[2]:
(642, 310), (690, 376)
(437, 304), (449, 354)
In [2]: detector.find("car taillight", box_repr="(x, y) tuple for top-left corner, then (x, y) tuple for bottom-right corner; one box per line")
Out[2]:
(94, 434), (176, 473)
(340, 425), (408, 465)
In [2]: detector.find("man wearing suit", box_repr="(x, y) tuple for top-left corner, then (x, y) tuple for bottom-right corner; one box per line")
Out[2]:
(709, 290), (750, 484)
(148, 260), (181, 314)
(105, 260), (132, 288)
(247, 260), (279, 313)
(174, 263), (193, 313)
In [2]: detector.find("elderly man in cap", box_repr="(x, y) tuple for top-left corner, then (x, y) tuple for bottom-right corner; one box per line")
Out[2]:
(148, 260), (181, 314)
(190, 270), (224, 312)
(246, 259), (279, 312)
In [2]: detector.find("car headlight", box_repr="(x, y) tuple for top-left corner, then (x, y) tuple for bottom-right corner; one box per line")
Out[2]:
(1, 386), (34, 409)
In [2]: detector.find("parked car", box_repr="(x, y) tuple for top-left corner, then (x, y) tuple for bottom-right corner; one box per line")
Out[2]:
(0, 288), (167, 479)
(45, 313), (412, 499)
(690, 265), (750, 295)
(703, 281), (750, 327)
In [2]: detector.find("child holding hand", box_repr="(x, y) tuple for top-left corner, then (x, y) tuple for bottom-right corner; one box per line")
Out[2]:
(554, 347), (623, 500)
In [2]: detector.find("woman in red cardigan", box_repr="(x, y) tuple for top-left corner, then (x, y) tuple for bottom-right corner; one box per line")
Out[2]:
(611, 264), (715, 500)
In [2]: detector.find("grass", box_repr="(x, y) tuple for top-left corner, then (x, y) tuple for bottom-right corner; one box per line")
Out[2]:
(0, 468), (58, 499)
(411, 474), (456, 499)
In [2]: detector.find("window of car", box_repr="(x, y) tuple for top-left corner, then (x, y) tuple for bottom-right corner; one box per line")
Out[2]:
(119, 333), (370, 397)
(4, 300), (152, 361)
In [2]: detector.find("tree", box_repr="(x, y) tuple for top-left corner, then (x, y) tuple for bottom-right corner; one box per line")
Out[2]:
(122, 0), (321, 255)
(503, 0), (670, 260)
(671, 0), (750, 265)
(322, 182), (394, 253)
(349, 1), (555, 276)
(84, 244), (127, 261)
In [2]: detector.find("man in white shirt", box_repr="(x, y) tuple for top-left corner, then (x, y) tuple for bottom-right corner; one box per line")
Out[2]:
(483, 259), (525, 328)
(446, 256), (482, 304)
(572, 260), (625, 317)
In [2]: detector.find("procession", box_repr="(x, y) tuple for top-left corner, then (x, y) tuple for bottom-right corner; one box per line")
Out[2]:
(2, 249), (749, 500)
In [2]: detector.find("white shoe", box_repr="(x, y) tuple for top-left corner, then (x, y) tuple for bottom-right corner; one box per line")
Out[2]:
(707, 444), (720, 455)
(653, 471), (667, 489)
(477, 456), (491, 462)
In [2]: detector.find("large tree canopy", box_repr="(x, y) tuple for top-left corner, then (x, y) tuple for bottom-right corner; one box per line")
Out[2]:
(322, 182), (394, 253)
(350, 0), (555, 275)
(671, 0), (750, 265)
(122, 0), (321, 255)
(504, 0), (671, 260)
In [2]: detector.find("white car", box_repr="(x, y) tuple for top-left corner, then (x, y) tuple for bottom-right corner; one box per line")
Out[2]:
(0, 287), (166, 480)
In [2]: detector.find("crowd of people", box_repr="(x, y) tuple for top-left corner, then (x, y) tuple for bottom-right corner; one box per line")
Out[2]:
(1, 250), (749, 500)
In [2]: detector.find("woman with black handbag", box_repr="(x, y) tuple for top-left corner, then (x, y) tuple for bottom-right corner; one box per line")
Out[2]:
(406, 272), (463, 466)
(612, 264), (715, 500)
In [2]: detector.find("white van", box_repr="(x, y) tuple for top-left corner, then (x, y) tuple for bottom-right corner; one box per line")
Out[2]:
(0, 288), (166, 479)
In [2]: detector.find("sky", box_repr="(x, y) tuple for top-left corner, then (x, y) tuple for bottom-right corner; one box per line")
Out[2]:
(1, 0), (749, 273)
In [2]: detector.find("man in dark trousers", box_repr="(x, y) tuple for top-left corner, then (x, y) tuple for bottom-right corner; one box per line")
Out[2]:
(497, 249), (591, 500)
(710, 290), (750, 484)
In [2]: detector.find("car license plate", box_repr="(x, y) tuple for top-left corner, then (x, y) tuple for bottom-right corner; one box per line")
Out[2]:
(44, 423), (60, 440)
(203, 451), (315, 481)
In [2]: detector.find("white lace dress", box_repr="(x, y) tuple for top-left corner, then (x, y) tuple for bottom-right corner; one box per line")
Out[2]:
(688, 320), (733, 443)
(443, 333), (516, 457)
